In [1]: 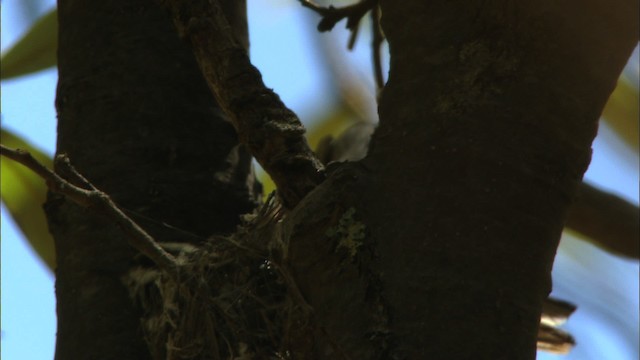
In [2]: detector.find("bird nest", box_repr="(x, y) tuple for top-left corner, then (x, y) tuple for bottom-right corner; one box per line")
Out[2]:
(124, 198), (310, 360)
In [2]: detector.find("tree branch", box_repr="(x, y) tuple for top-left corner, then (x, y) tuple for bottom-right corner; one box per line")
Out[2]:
(160, 0), (324, 209)
(370, 4), (384, 91)
(299, 0), (385, 91)
(299, 0), (377, 32)
(566, 182), (639, 259)
(0, 145), (180, 276)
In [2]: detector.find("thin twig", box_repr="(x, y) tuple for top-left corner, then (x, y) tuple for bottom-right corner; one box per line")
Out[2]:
(299, 0), (384, 91)
(54, 154), (205, 243)
(54, 153), (98, 190)
(299, 0), (377, 32)
(370, 4), (385, 91)
(0, 145), (180, 277)
(347, 21), (360, 50)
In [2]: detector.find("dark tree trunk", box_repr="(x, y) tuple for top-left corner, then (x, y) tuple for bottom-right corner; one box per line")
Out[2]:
(361, 0), (637, 357)
(48, 0), (257, 358)
(285, 0), (638, 358)
(47, 0), (638, 359)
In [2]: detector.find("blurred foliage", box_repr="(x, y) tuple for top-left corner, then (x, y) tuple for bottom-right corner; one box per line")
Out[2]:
(1, 129), (56, 270)
(1, 8), (57, 80)
(602, 77), (639, 151)
(306, 107), (356, 150)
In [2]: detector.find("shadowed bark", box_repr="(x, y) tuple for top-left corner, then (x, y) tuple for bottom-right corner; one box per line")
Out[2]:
(48, 0), (257, 358)
(287, 0), (637, 358)
(45, 0), (637, 359)
(357, 1), (636, 357)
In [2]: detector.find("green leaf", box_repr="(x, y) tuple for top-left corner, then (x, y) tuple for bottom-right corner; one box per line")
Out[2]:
(305, 106), (356, 150)
(1, 8), (58, 81)
(1, 128), (56, 271)
(602, 77), (639, 151)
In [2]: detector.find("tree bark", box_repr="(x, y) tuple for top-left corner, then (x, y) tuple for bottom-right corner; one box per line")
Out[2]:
(360, 0), (636, 357)
(286, 0), (638, 358)
(49, 0), (256, 358)
(47, 0), (638, 359)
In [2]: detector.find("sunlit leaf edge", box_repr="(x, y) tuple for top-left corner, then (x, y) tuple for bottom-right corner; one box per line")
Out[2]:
(1, 8), (58, 81)
(1, 128), (56, 271)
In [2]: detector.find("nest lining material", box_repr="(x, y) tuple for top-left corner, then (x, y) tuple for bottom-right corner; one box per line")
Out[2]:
(123, 199), (310, 360)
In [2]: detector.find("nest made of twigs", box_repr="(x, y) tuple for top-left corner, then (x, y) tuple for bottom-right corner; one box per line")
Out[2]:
(124, 198), (311, 360)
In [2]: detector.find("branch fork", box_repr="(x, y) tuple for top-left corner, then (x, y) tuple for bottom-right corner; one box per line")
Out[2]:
(161, 0), (325, 209)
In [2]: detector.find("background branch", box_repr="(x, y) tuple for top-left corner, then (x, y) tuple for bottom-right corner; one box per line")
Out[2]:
(566, 182), (639, 259)
(370, 4), (384, 91)
(299, 0), (377, 32)
(300, 0), (385, 91)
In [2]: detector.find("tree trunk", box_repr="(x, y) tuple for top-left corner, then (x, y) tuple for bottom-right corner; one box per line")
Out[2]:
(359, 0), (637, 357)
(47, 0), (638, 359)
(285, 1), (636, 358)
(49, 0), (257, 358)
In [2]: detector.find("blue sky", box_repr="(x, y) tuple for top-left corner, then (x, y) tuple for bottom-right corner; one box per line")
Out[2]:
(1, 1), (638, 359)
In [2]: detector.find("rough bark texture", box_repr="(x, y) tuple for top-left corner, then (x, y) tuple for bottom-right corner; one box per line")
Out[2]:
(46, 0), (638, 359)
(287, 0), (637, 359)
(49, 0), (257, 358)
(359, 0), (637, 358)
(162, 0), (326, 209)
